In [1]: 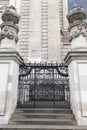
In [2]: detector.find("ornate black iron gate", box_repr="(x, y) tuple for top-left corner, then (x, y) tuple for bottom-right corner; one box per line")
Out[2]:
(18, 62), (70, 108)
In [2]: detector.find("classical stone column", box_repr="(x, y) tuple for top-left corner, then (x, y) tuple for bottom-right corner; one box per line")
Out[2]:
(64, 5), (87, 125)
(0, 6), (23, 124)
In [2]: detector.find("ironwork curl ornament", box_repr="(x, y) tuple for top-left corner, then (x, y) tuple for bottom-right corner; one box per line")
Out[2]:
(56, 64), (68, 77)
(19, 62), (68, 77)
(18, 62), (70, 108)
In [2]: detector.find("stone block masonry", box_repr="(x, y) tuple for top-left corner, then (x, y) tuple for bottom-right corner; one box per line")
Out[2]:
(0, 0), (9, 6)
(65, 5), (87, 125)
(19, 0), (30, 62)
(19, 0), (69, 63)
(41, 0), (48, 62)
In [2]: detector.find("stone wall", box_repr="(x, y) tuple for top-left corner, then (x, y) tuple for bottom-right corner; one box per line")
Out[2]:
(48, 0), (61, 62)
(41, 0), (48, 62)
(19, 0), (65, 63)
(19, 0), (30, 62)
(0, 0), (9, 7)
(29, 0), (41, 62)
(60, 0), (71, 62)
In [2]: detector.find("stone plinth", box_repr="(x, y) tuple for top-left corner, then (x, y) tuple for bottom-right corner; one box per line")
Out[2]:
(0, 6), (23, 124)
(0, 50), (23, 124)
(64, 51), (87, 125)
(64, 4), (87, 125)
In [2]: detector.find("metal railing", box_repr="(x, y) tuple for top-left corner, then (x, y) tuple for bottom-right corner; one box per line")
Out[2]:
(17, 62), (70, 108)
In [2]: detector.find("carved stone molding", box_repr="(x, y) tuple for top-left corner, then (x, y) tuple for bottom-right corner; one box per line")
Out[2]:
(69, 23), (87, 42)
(0, 23), (19, 43)
(1, 22), (19, 32)
(0, 6), (20, 43)
(67, 5), (87, 42)
(67, 4), (86, 23)
(61, 29), (70, 44)
(2, 5), (20, 24)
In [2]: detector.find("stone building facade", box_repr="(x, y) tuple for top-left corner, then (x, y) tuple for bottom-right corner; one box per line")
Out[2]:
(0, 0), (70, 63)
(19, 0), (71, 63)
(0, 0), (86, 63)
(0, 0), (87, 63)
(1, 0), (87, 126)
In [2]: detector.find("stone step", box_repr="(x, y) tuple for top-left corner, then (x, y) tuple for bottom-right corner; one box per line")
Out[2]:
(15, 108), (72, 114)
(9, 118), (76, 125)
(12, 112), (74, 119)
(1, 125), (87, 130)
(9, 108), (78, 128)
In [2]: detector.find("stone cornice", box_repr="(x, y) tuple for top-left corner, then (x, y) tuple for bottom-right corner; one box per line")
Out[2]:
(0, 50), (24, 65)
(64, 51), (87, 65)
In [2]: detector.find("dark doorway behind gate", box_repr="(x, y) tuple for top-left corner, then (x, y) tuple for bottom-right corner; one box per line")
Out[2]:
(17, 62), (70, 108)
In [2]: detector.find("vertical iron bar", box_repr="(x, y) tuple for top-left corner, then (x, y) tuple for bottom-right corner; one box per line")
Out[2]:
(34, 67), (36, 107)
(53, 68), (55, 107)
(18, 63), (69, 108)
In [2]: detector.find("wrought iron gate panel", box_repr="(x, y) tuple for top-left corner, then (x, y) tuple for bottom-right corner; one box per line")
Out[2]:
(18, 63), (70, 108)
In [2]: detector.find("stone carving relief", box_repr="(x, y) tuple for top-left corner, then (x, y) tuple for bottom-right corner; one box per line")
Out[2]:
(0, 6), (20, 44)
(61, 29), (70, 44)
(67, 4), (87, 42)
(2, 6), (20, 24)
(69, 23), (87, 42)
(0, 25), (18, 42)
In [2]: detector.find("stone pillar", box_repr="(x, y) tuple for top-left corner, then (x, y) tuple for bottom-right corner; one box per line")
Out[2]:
(0, 6), (23, 124)
(64, 5), (87, 125)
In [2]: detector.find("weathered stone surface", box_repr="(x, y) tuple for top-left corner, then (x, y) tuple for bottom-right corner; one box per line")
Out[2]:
(18, 0), (69, 63)
(2, 6), (20, 24)
(64, 5), (87, 125)
(0, 6), (20, 50)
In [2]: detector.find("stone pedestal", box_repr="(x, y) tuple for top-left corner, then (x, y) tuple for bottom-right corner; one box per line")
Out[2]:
(0, 6), (23, 124)
(0, 51), (23, 124)
(64, 51), (87, 125)
(65, 5), (87, 125)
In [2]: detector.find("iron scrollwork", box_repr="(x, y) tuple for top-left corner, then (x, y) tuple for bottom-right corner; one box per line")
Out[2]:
(56, 64), (68, 77)
(18, 62), (70, 108)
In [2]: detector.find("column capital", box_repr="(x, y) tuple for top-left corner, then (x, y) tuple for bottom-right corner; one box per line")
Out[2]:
(0, 50), (23, 64)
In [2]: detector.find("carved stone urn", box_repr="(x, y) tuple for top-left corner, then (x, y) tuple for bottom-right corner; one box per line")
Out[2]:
(0, 6), (20, 50)
(67, 4), (87, 51)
